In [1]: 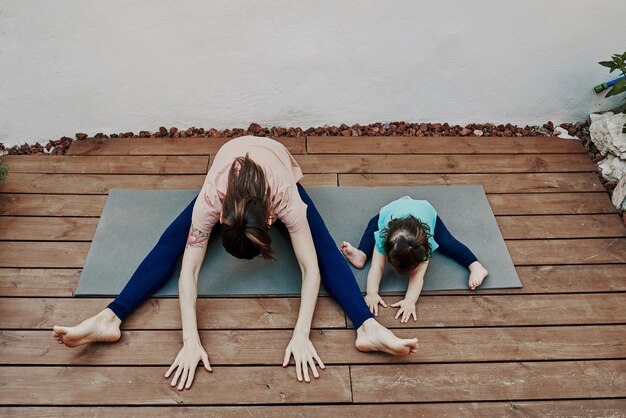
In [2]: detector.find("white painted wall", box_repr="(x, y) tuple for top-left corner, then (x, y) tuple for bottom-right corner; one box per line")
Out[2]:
(1, 0), (625, 146)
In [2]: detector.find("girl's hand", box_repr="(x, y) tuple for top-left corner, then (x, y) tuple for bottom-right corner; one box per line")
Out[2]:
(391, 298), (418, 323)
(364, 293), (387, 316)
(165, 339), (212, 390)
(282, 333), (325, 382)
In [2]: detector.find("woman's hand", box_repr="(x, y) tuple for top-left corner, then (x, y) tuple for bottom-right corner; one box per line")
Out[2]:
(364, 293), (387, 316)
(391, 298), (418, 323)
(282, 333), (325, 382)
(165, 339), (212, 390)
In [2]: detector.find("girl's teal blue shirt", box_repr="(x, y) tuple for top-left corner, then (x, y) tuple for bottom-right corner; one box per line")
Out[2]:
(374, 196), (439, 255)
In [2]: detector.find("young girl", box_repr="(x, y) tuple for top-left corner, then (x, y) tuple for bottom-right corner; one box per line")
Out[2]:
(340, 196), (489, 323)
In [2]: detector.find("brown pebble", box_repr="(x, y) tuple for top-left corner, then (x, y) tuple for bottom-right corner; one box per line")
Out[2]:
(248, 123), (263, 134)
(75, 133), (87, 140)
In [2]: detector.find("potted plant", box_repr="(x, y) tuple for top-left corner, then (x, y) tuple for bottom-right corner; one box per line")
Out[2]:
(597, 51), (626, 130)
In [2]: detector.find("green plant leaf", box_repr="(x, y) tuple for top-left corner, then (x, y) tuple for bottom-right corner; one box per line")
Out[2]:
(605, 78), (626, 97)
(599, 60), (616, 69)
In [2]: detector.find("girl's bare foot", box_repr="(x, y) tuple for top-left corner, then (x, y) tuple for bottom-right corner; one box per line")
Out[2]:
(340, 241), (367, 269)
(468, 261), (488, 290)
(52, 308), (122, 348)
(355, 318), (418, 355)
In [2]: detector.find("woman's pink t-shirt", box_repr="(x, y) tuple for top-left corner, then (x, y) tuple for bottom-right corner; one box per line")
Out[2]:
(191, 136), (307, 236)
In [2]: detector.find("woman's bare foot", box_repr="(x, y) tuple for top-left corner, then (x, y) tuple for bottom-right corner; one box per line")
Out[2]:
(52, 308), (122, 348)
(340, 241), (367, 269)
(468, 261), (488, 290)
(355, 318), (418, 355)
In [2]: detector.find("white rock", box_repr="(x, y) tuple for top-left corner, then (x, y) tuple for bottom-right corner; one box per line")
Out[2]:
(553, 126), (578, 139)
(612, 176), (626, 211)
(589, 111), (614, 123)
(598, 154), (626, 182)
(473, 129), (483, 136)
(589, 112), (626, 158)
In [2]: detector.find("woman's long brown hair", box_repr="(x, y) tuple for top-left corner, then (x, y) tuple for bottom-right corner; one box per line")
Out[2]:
(220, 155), (273, 260)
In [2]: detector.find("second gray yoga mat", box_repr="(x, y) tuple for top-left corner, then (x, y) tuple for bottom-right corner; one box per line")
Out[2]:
(75, 186), (521, 296)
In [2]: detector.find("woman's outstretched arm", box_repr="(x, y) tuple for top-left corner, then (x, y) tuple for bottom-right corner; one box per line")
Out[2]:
(165, 224), (210, 390)
(283, 218), (326, 382)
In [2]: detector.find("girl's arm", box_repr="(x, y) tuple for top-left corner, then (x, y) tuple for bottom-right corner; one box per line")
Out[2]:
(364, 250), (388, 315)
(165, 224), (211, 390)
(282, 217), (326, 383)
(392, 259), (429, 323)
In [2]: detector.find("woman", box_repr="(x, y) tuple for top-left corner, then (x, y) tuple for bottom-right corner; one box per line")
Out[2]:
(52, 136), (418, 389)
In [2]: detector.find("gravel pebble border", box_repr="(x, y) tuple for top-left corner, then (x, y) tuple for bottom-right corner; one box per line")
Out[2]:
(0, 120), (622, 223)
(1, 121), (586, 156)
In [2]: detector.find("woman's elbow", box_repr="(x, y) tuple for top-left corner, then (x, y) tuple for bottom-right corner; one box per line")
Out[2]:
(302, 264), (321, 283)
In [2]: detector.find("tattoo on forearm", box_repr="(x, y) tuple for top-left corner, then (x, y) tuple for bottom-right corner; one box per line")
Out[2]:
(186, 225), (209, 249)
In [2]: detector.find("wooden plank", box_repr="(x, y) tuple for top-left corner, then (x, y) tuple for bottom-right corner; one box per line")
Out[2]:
(2, 265), (624, 297)
(3, 265), (625, 298)
(2, 155), (210, 174)
(301, 173), (337, 187)
(359, 293), (626, 329)
(4, 325), (624, 365)
(0, 269), (80, 297)
(4, 400), (626, 418)
(339, 173), (605, 193)
(0, 297), (346, 329)
(0, 365), (351, 405)
(0, 217), (98, 241)
(507, 238), (626, 265)
(4, 293), (623, 330)
(0, 192), (616, 217)
(307, 136), (586, 154)
(68, 136), (306, 155)
(0, 194), (106, 216)
(295, 154), (594, 173)
(350, 360), (626, 402)
(448, 264), (626, 295)
(486, 192), (617, 215)
(496, 214), (626, 239)
(0, 173), (335, 194)
(0, 173), (206, 194)
(0, 242), (90, 267)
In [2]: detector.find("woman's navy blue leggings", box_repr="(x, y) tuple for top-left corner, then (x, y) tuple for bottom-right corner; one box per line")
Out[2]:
(357, 214), (478, 267)
(107, 184), (374, 328)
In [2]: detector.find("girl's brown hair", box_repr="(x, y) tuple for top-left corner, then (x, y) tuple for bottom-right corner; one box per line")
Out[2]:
(381, 215), (432, 274)
(220, 155), (273, 260)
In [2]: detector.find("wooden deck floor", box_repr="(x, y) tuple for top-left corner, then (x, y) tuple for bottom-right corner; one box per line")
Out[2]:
(1, 136), (626, 417)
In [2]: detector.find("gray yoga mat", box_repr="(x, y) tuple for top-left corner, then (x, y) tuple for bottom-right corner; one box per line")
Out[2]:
(75, 186), (521, 296)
